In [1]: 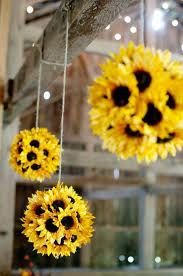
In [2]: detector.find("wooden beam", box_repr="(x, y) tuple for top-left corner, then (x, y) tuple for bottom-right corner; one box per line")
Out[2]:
(139, 192), (156, 269)
(0, 119), (19, 274)
(5, 0), (139, 122)
(12, 268), (183, 276)
(0, 0), (24, 273)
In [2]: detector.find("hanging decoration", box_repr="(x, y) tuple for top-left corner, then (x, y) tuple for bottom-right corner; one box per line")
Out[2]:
(88, 42), (183, 163)
(9, 20), (61, 182)
(21, 9), (94, 258)
(9, 128), (60, 181)
(22, 184), (94, 258)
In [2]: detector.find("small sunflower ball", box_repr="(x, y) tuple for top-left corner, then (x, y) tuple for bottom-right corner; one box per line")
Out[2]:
(88, 42), (183, 163)
(22, 183), (94, 258)
(9, 128), (60, 181)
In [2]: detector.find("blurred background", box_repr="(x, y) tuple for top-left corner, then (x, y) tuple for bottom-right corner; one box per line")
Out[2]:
(0, 0), (183, 275)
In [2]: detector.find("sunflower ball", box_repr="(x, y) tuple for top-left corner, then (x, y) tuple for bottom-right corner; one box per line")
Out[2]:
(22, 183), (94, 258)
(88, 42), (183, 163)
(9, 128), (60, 181)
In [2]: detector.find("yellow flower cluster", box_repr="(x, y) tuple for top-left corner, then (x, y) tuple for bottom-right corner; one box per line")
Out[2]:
(22, 183), (94, 258)
(88, 42), (183, 163)
(9, 128), (60, 181)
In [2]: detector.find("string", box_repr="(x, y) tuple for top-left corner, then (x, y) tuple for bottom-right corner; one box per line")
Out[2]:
(58, 9), (69, 183)
(35, 50), (43, 128)
(140, 0), (145, 45)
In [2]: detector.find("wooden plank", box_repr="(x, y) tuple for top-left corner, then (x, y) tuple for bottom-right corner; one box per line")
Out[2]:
(0, 0), (24, 273)
(42, 269), (183, 276)
(139, 192), (156, 269)
(0, 119), (19, 274)
(5, 0), (140, 123)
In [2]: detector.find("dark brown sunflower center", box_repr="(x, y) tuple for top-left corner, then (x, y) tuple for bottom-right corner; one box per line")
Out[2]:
(35, 205), (45, 216)
(112, 86), (131, 107)
(61, 216), (74, 230)
(76, 212), (81, 223)
(36, 231), (41, 236)
(71, 235), (77, 243)
(30, 140), (40, 148)
(68, 196), (75, 204)
(31, 164), (41, 170)
(143, 103), (162, 126)
(43, 149), (49, 156)
(125, 125), (143, 138)
(27, 151), (37, 161)
(54, 236), (66, 246)
(107, 125), (113, 130)
(45, 218), (58, 233)
(22, 167), (29, 173)
(134, 70), (152, 92)
(157, 133), (175, 144)
(18, 146), (23, 154)
(52, 200), (65, 211)
(166, 92), (176, 109)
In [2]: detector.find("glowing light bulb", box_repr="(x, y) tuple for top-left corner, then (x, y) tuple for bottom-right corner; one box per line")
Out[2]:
(105, 24), (111, 30)
(130, 26), (137, 34)
(114, 33), (121, 41)
(114, 168), (120, 179)
(181, 44), (183, 52)
(155, 256), (161, 264)
(172, 19), (178, 27)
(43, 91), (51, 100)
(162, 2), (169, 10)
(152, 9), (165, 31)
(119, 255), (125, 261)
(26, 5), (34, 14)
(128, 256), (134, 263)
(124, 16), (131, 23)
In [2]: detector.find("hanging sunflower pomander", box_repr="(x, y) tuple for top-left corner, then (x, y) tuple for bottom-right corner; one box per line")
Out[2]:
(22, 183), (94, 258)
(9, 128), (60, 181)
(88, 42), (183, 163)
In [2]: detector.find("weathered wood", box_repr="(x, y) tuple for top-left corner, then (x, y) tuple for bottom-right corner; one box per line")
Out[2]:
(38, 269), (183, 276)
(139, 192), (156, 269)
(0, 119), (19, 274)
(0, 0), (24, 273)
(5, 0), (139, 122)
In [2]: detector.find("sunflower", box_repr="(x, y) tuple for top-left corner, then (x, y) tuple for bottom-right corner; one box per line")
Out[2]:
(22, 183), (94, 258)
(88, 42), (183, 163)
(9, 128), (60, 181)
(136, 129), (183, 163)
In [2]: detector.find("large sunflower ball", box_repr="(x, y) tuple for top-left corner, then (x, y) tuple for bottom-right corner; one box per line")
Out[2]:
(9, 128), (60, 181)
(88, 42), (183, 163)
(22, 183), (94, 258)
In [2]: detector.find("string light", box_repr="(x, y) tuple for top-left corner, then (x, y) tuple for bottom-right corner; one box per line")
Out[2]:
(152, 9), (165, 31)
(26, 5), (34, 14)
(172, 19), (179, 27)
(43, 91), (51, 100)
(119, 255), (125, 262)
(161, 2), (170, 10)
(113, 168), (120, 180)
(128, 256), (134, 263)
(155, 256), (161, 264)
(114, 33), (122, 41)
(130, 26), (137, 34)
(105, 24), (111, 30)
(124, 16), (131, 23)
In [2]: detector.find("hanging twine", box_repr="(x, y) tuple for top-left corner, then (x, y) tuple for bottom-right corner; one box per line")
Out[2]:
(35, 47), (43, 128)
(140, 0), (145, 45)
(34, 8), (69, 182)
(58, 9), (69, 183)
